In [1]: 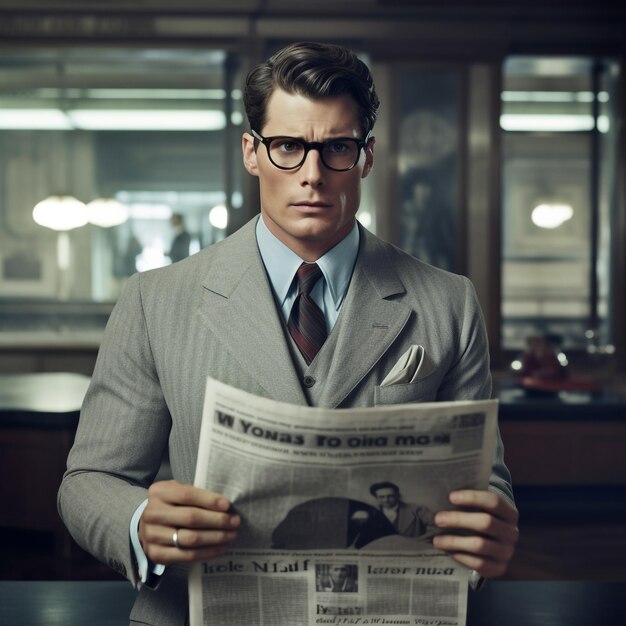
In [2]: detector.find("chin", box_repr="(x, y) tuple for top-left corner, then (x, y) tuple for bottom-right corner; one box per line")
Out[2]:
(289, 221), (337, 241)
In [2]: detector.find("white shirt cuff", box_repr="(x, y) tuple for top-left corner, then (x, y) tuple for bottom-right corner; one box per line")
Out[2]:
(130, 499), (166, 588)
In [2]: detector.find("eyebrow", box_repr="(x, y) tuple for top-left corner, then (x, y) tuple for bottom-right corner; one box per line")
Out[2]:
(265, 134), (358, 140)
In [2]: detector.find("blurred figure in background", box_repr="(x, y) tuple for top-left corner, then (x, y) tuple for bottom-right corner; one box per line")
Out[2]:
(168, 213), (191, 263)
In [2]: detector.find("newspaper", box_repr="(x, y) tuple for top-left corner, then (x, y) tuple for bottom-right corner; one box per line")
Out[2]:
(190, 377), (498, 626)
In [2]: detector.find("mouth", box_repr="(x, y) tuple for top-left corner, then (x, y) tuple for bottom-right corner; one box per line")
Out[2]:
(291, 201), (332, 209)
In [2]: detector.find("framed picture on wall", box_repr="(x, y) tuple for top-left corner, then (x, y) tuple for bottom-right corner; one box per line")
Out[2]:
(0, 247), (57, 298)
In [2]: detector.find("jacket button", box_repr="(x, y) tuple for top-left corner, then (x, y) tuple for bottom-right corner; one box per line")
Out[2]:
(303, 376), (316, 388)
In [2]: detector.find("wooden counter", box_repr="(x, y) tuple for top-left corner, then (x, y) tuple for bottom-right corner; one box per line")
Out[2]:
(0, 373), (90, 552)
(498, 385), (626, 485)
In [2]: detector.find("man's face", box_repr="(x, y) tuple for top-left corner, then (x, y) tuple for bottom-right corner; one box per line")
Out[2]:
(330, 565), (348, 585)
(374, 487), (399, 509)
(242, 88), (374, 261)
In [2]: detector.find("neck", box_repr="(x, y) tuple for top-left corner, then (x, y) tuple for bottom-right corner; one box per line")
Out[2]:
(261, 216), (356, 262)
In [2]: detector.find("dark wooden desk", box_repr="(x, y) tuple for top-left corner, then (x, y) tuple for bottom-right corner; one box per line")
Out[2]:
(0, 373), (90, 550)
(0, 580), (624, 625)
(498, 385), (626, 421)
(469, 580), (626, 625)
(0, 581), (135, 626)
(497, 384), (626, 486)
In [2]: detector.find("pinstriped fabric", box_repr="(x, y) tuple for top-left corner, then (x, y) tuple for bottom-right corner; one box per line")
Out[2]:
(288, 263), (327, 365)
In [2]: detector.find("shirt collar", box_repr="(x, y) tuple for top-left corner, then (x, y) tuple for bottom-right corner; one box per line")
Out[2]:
(256, 215), (359, 311)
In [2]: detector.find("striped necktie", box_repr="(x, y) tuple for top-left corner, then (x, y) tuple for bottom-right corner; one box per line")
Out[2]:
(288, 263), (328, 365)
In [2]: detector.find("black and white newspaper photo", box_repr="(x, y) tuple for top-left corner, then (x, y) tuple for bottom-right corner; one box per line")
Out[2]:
(189, 377), (498, 626)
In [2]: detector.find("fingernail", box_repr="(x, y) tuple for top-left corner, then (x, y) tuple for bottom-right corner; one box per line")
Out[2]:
(450, 491), (464, 504)
(435, 513), (447, 526)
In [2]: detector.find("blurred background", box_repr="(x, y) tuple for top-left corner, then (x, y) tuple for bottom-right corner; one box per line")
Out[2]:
(0, 0), (624, 583)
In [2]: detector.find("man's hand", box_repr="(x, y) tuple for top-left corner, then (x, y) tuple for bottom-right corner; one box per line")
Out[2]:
(432, 489), (519, 579)
(139, 480), (240, 565)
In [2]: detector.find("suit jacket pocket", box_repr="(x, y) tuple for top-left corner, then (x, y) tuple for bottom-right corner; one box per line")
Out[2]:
(374, 375), (439, 406)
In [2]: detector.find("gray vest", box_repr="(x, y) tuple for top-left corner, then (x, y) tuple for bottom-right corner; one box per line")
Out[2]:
(284, 314), (344, 408)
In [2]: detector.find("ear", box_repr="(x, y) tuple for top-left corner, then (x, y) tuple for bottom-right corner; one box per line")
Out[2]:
(361, 137), (375, 179)
(242, 132), (259, 177)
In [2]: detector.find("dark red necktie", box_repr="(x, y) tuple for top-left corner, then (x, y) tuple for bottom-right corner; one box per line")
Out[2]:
(288, 263), (327, 365)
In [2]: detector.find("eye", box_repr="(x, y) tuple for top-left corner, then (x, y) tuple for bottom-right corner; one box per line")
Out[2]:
(275, 139), (302, 153)
(327, 140), (351, 154)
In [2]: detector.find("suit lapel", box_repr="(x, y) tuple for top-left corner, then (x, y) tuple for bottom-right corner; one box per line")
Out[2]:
(319, 228), (412, 408)
(196, 221), (412, 409)
(198, 219), (307, 406)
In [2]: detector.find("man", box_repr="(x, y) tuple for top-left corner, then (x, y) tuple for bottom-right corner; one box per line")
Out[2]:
(369, 481), (434, 538)
(317, 564), (358, 593)
(167, 213), (191, 263)
(58, 42), (518, 625)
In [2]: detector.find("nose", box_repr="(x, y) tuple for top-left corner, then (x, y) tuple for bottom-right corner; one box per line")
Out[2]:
(299, 147), (324, 187)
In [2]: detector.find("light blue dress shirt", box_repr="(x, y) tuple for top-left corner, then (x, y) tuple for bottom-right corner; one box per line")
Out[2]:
(255, 215), (359, 332)
(131, 216), (360, 586)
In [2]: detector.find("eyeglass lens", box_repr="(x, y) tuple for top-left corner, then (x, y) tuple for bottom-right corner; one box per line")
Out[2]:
(268, 138), (360, 170)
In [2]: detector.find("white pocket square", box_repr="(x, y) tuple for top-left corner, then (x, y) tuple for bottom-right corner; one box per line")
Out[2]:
(381, 345), (435, 386)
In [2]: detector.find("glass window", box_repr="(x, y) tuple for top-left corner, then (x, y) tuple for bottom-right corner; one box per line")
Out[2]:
(396, 66), (462, 271)
(0, 48), (243, 335)
(500, 56), (619, 354)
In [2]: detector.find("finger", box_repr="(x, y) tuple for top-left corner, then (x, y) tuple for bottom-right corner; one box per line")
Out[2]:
(142, 504), (241, 531)
(148, 481), (233, 512)
(449, 490), (519, 524)
(141, 525), (238, 566)
(435, 510), (519, 545)
(441, 551), (510, 579)
(142, 524), (238, 548)
(433, 533), (515, 563)
(144, 542), (232, 566)
(433, 530), (515, 579)
(174, 527), (238, 549)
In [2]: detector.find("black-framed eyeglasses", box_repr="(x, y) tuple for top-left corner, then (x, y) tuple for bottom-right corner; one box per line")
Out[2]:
(251, 129), (373, 172)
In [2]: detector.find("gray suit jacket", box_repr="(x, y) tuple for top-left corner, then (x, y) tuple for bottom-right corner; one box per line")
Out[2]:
(58, 217), (513, 625)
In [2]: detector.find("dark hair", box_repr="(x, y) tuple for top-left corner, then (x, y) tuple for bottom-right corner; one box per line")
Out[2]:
(244, 41), (379, 138)
(369, 481), (400, 497)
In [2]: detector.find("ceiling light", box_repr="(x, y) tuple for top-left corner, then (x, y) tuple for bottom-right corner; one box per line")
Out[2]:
(500, 114), (596, 132)
(0, 109), (72, 130)
(82, 88), (227, 100)
(86, 198), (129, 228)
(0, 108), (228, 131)
(32, 195), (88, 231)
(67, 109), (226, 131)
(531, 203), (574, 229)
(209, 204), (228, 230)
(501, 91), (609, 103)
